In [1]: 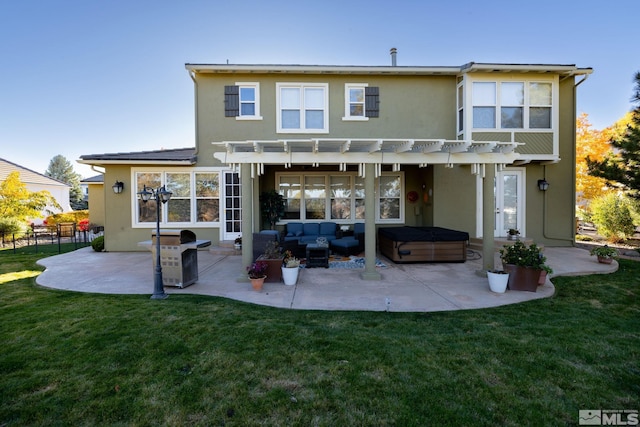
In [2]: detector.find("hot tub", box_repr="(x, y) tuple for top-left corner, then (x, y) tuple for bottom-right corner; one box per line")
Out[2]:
(378, 226), (469, 263)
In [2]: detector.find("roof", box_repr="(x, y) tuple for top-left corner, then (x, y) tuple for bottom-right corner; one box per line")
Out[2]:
(185, 62), (593, 76)
(0, 158), (70, 187)
(80, 174), (104, 184)
(78, 148), (197, 166)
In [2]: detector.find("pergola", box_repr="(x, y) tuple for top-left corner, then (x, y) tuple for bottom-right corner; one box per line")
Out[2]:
(213, 138), (522, 280)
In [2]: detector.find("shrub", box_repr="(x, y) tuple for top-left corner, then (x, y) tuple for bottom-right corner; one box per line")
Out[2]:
(45, 210), (89, 227)
(590, 193), (636, 242)
(91, 235), (105, 252)
(0, 217), (28, 238)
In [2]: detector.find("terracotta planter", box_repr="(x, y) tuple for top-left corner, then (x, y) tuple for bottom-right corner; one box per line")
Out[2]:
(503, 264), (540, 292)
(249, 276), (265, 291)
(597, 256), (613, 264)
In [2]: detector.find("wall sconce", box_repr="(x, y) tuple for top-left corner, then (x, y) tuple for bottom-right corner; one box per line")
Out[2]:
(112, 181), (124, 194)
(537, 179), (549, 191)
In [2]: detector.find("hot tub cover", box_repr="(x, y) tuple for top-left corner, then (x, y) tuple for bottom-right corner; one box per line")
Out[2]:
(378, 226), (469, 242)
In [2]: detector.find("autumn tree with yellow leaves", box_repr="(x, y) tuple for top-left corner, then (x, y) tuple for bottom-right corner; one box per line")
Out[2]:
(0, 171), (61, 235)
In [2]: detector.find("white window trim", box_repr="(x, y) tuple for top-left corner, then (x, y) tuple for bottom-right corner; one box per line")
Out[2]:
(275, 171), (404, 224)
(276, 82), (329, 133)
(376, 172), (405, 223)
(467, 75), (558, 132)
(235, 82), (262, 120)
(342, 83), (370, 121)
(131, 167), (228, 228)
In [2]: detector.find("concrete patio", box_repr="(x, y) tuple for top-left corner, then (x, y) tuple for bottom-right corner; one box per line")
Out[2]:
(36, 246), (617, 312)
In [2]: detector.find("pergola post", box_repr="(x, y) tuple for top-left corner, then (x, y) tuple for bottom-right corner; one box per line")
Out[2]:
(361, 163), (381, 281)
(482, 163), (496, 272)
(239, 163), (253, 282)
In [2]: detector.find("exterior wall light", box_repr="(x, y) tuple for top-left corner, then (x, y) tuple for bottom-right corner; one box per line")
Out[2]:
(537, 179), (549, 191)
(112, 181), (124, 194)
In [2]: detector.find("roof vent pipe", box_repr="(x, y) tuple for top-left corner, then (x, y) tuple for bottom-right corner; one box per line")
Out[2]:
(390, 47), (397, 66)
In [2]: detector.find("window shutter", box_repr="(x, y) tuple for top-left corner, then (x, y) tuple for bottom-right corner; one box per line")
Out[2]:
(224, 85), (239, 117)
(365, 86), (380, 118)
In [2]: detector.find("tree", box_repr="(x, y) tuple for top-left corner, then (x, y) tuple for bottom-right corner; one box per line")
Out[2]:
(0, 171), (61, 222)
(45, 155), (86, 210)
(576, 113), (609, 207)
(587, 71), (640, 199)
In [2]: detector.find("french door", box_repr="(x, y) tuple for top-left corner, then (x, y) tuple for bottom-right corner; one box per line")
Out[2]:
(222, 172), (242, 241)
(495, 169), (524, 237)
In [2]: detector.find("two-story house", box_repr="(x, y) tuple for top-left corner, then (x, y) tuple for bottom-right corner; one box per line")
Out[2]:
(79, 57), (591, 278)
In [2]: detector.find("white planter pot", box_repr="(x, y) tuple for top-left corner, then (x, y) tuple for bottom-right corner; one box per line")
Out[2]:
(282, 266), (299, 286)
(487, 271), (509, 293)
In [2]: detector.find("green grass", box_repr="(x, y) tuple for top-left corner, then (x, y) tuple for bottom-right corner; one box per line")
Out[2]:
(1, 249), (638, 426)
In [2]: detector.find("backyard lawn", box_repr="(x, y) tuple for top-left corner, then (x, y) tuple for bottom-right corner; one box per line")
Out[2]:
(0, 245), (638, 426)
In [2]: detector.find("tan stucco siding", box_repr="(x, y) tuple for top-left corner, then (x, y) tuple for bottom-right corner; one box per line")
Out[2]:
(87, 183), (105, 227)
(195, 73), (458, 148)
(432, 165), (477, 234)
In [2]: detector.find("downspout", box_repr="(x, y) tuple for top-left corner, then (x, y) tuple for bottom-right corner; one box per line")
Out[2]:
(188, 70), (200, 158)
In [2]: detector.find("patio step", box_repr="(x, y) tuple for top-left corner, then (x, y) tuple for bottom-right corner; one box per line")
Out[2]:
(469, 237), (541, 252)
(208, 240), (241, 256)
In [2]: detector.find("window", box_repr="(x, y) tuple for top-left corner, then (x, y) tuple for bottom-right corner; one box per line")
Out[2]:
(529, 82), (552, 128)
(472, 82), (496, 128)
(277, 83), (328, 133)
(195, 173), (219, 222)
(471, 80), (553, 130)
(224, 83), (262, 120)
(166, 173), (191, 222)
(378, 174), (402, 221)
(276, 172), (403, 223)
(134, 170), (221, 226)
(343, 84), (380, 120)
(501, 82), (524, 128)
(304, 176), (326, 219)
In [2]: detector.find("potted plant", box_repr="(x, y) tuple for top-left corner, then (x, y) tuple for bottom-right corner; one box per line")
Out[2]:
(281, 250), (301, 286)
(507, 228), (520, 241)
(247, 261), (268, 291)
(257, 240), (284, 283)
(260, 190), (285, 230)
(234, 236), (242, 251)
(499, 241), (552, 292)
(589, 245), (618, 264)
(486, 269), (509, 293)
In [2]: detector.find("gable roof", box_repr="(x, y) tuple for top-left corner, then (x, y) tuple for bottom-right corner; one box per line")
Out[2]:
(0, 158), (70, 187)
(78, 148), (197, 166)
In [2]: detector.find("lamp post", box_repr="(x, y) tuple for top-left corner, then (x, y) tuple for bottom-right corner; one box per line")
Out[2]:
(138, 185), (172, 299)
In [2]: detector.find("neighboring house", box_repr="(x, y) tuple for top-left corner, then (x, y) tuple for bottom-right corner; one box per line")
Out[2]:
(79, 55), (592, 278)
(80, 174), (105, 227)
(0, 158), (71, 224)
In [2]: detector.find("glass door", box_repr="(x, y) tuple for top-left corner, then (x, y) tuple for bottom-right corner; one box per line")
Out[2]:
(495, 170), (524, 237)
(222, 172), (242, 241)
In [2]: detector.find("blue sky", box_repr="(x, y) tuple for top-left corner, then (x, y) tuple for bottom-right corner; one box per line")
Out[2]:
(1, 0), (636, 178)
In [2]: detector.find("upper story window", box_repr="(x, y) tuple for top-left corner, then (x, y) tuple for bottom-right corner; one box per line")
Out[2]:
(277, 83), (328, 133)
(343, 84), (380, 120)
(224, 83), (262, 120)
(472, 81), (553, 130)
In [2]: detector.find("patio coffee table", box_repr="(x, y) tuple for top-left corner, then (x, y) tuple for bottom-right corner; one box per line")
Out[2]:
(305, 243), (329, 268)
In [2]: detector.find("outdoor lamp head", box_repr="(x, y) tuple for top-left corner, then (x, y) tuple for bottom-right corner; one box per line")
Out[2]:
(138, 185), (153, 202)
(537, 179), (549, 191)
(159, 186), (172, 203)
(112, 180), (124, 194)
